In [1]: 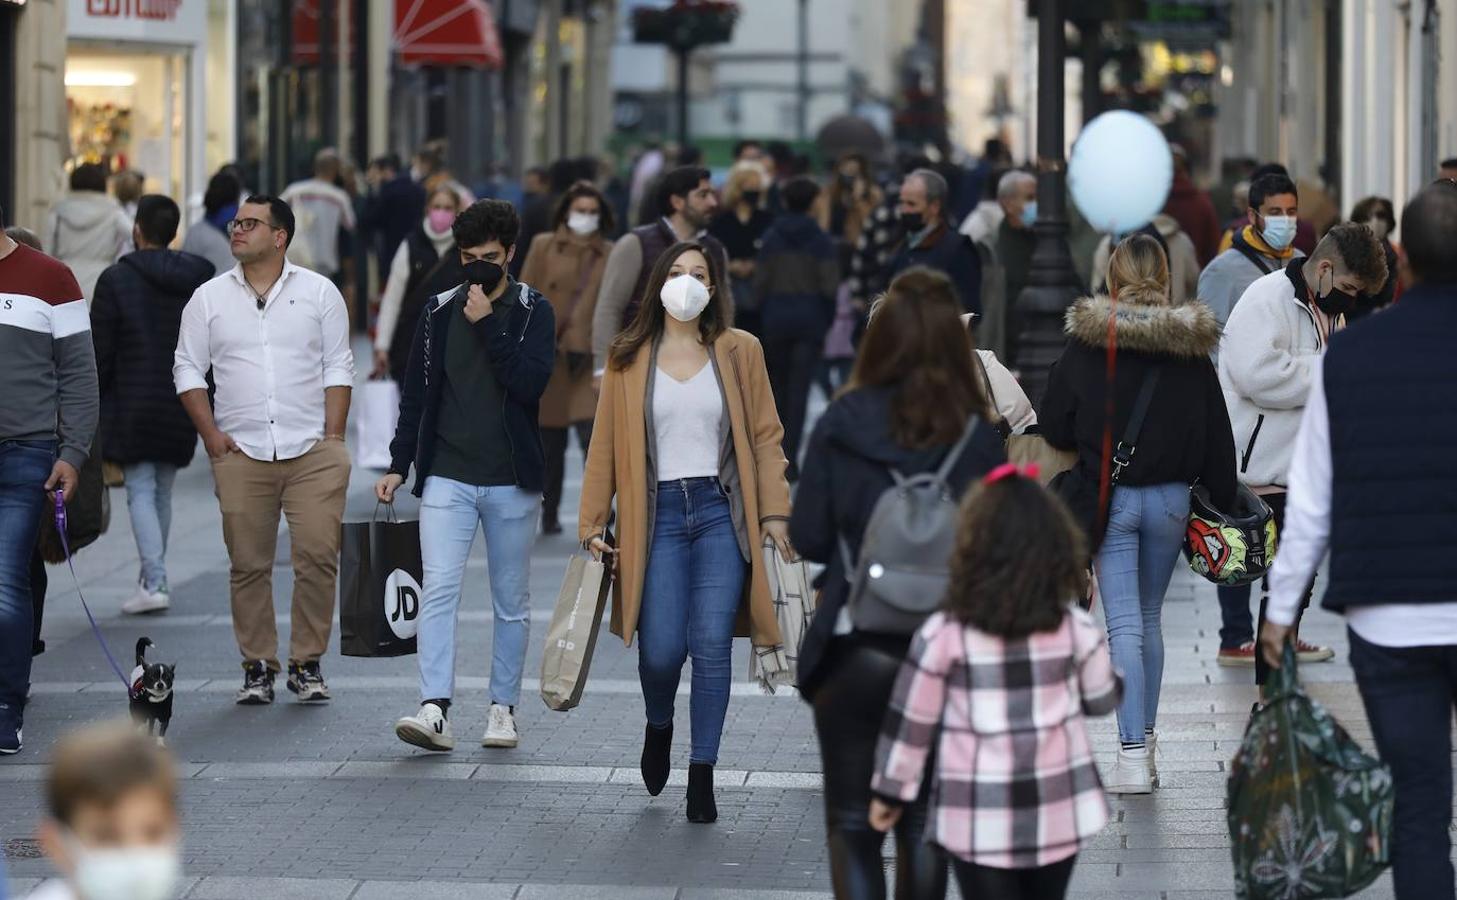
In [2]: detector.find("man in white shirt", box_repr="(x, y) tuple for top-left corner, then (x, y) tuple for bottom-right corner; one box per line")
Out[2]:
(279, 148), (356, 281)
(1261, 181), (1457, 900)
(174, 195), (355, 706)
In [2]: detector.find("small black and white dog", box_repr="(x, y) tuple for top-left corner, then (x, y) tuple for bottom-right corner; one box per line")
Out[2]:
(129, 638), (175, 743)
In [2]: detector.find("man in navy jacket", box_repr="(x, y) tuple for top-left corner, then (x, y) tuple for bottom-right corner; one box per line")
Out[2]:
(1261, 180), (1457, 899)
(376, 199), (554, 754)
(887, 168), (982, 314)
(362, 154), (426, 287)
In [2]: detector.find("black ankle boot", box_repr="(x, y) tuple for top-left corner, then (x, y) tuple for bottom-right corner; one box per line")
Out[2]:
(686, 762), (717, 824)
(641, 722), (672, 796)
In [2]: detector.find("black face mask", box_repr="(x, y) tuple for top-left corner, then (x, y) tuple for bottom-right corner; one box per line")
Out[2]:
(1313, 269), (1358, 317)
(899, 211), (925, 233)
(838, 173), (856, 189)
(741, 190), (762, 206)
(463, 259), (505, 293)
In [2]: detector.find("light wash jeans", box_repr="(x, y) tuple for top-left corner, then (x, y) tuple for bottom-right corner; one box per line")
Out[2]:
(638, 477), (748, 765)
(417, 476), (539, 707)
(123, 462), (178, 592)
(1095, 482), (1189, 745)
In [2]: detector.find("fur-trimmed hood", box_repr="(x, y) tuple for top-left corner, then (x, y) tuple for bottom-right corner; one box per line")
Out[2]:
(1064, 296), (1221, 358)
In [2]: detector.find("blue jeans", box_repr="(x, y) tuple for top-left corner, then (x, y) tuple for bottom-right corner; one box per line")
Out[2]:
(638, 477), (747, 765)
(1348, 629), (1457, 900)
(0, 440), (56, 713)
(124, 462), (178, 592)
(1095, 482), (1189, 745)
(417, 476), (539, 707)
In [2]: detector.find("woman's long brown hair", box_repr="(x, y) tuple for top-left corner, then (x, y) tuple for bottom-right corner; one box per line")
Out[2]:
(945, 476), (1088, 638)
(608, 240), (732, 370)
(846, 266), (989, 449)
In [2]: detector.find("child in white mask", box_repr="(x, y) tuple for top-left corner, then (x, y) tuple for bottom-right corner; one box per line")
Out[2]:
(32, 723), (182, 900)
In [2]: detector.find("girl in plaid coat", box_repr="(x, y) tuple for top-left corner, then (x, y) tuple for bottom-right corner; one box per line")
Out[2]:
(869, 466), (1122, 899)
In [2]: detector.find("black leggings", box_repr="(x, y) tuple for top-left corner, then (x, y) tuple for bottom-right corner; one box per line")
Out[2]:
(949, 856), (1075, 900)
(541, 420), (593, 523)
(812, 639), (947, 900)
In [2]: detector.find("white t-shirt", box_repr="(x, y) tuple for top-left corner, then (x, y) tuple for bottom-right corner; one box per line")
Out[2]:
(279, 178), (356, 276)
(653, 364), (723, 482)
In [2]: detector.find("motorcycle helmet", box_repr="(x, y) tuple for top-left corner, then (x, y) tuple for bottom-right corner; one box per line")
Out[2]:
(1185, 484), (1277, 586)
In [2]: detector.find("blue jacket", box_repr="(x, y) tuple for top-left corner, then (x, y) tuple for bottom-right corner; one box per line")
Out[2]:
(753, 213), (840, 340)
(361, 174), (427, 274)
(387, 279), (556, 496)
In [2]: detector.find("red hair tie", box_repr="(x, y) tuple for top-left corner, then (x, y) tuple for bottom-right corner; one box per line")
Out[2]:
(983, 462), (1041, 485)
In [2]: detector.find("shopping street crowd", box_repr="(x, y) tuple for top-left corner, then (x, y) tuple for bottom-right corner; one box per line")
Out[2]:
(3, 134), (1457, 900)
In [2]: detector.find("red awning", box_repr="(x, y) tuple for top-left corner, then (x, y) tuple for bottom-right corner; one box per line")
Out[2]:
(290, 0), (322, 66)
(394, 0), (503, 69)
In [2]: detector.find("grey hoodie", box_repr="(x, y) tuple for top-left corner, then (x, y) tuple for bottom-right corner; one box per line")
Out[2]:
(44, 191), (133, 304)
(1196, 230), (1304, 328)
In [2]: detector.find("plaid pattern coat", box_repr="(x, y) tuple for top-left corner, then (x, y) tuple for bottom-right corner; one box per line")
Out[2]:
(871, 607), (1121, 867)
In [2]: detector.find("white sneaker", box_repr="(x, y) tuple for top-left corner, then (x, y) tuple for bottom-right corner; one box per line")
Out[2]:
(481, 704), (519, 748)
(121, 584), (169, 615)
(395, 703), (455, 752)
(1104, 747), (1153, 795)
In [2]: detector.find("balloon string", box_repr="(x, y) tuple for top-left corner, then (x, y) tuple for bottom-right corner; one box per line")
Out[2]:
(1098, 290), (1119, 544)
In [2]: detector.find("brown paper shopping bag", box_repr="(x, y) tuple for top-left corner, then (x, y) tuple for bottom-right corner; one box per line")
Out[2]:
(540, 553), (612, 711)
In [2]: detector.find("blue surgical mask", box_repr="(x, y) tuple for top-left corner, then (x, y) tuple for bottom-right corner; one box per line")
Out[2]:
(1022, 200), (1038, 226)
(1260, 215), (1297, 251)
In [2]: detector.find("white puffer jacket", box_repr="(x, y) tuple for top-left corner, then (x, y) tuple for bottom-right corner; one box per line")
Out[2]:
(1217, 267), (1330, 487)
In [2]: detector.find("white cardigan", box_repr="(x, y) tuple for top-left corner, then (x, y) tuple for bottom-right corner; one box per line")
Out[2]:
(1217, 268), (1331, 488)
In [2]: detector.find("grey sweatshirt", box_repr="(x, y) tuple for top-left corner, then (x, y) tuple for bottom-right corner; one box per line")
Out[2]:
(0, 241), (100, 469)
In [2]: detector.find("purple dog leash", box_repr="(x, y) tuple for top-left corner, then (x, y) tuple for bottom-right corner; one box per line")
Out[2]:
(54, 490), (134, 697)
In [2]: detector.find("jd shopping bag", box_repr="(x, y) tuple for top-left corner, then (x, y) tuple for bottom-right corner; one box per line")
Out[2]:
(339, 505), (423, 657)
(354, 379), (400, 470)
(1227, 642), (1392, 899)
(540, 549), (613, 711)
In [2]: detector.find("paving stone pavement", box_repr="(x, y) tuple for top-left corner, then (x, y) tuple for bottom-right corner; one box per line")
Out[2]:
(0, 368), (1435, 898)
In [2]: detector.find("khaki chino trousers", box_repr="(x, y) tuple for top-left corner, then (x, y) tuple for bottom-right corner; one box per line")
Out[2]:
(210, 439), (351, 671)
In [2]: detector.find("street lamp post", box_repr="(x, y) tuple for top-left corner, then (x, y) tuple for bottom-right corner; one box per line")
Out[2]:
(1014, 0), (1083, 405)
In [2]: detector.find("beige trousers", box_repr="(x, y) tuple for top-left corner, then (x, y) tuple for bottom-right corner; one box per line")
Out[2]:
(210, 439), (351, 671)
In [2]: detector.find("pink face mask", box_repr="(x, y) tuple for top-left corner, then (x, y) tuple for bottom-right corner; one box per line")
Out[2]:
(427, 208), (455, 233)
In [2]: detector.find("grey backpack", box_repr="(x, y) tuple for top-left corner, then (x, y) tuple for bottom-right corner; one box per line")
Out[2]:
(839, 417), (982, 635)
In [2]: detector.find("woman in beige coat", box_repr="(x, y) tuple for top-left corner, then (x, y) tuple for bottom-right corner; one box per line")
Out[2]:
(579, 240), (793, 824)
(520, 181), (614, 534)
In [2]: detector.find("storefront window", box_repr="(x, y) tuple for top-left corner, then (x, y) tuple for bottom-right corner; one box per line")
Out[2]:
(66, 50), (188, 200)
(236, 0), (355, 194)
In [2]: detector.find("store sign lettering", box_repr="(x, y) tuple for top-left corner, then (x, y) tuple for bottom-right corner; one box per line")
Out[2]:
(85, 0), (182, 21)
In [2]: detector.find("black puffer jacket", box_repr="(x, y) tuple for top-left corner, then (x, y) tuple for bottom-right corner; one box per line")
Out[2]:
(789, 385), (1006, 700)
(1039, 296), (1236, 510)
(91, 249), (215, 466)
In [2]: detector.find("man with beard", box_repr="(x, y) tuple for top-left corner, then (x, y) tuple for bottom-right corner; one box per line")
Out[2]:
(591, 166), (728, 377)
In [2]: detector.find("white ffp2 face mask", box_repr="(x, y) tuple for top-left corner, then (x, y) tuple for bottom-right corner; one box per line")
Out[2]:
(660, 274), (711, 322)
(72, 843), (183, 900)
(566, 211), (599, 236)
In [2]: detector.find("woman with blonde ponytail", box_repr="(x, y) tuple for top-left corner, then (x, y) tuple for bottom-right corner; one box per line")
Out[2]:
(1040, 233), (1237, 796)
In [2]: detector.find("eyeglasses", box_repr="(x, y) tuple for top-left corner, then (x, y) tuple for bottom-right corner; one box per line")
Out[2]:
(226, 217), (281, 236)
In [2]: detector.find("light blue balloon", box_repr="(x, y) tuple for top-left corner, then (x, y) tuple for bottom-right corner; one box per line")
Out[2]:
(1068, 110), (1173, 235)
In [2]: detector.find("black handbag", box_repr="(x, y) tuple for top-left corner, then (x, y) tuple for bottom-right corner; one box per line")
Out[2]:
(1051, 369), (1161, 555)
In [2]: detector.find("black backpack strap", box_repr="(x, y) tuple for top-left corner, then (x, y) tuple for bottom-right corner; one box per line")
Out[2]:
(1231, 239), (1276, 276)
(935, 415), (982, 482)
(1111, 370), (1162, 484)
